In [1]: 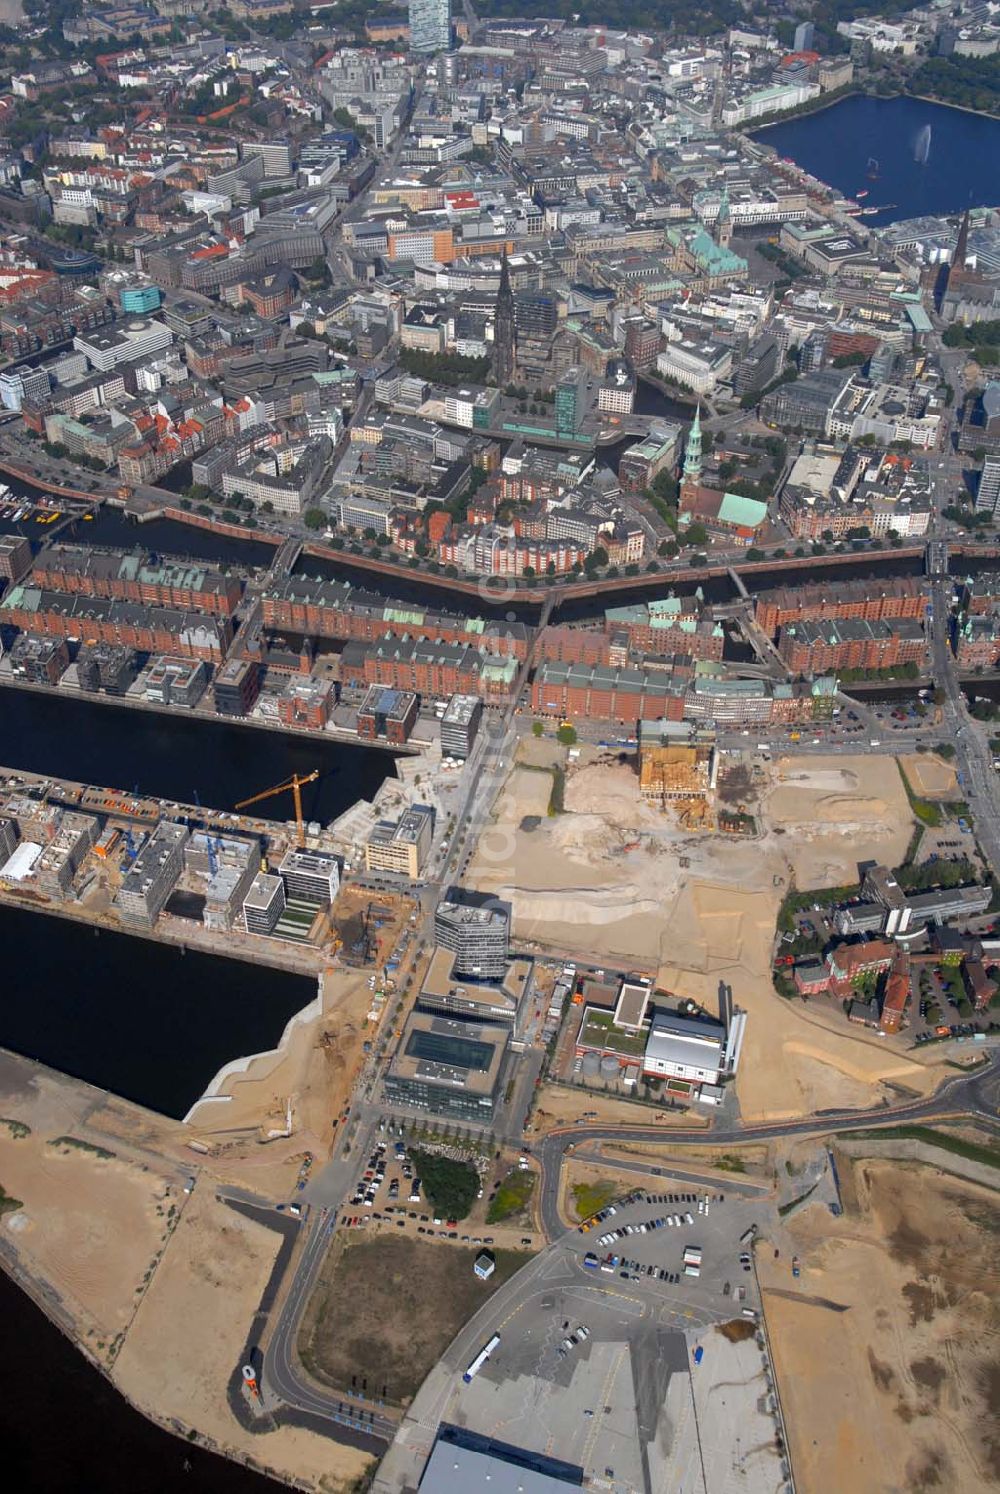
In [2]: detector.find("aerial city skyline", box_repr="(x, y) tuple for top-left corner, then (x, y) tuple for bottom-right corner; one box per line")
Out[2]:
(0, 0), (997, 1492)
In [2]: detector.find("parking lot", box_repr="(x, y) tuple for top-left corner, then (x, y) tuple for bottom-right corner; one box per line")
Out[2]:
(568, 1186), (767, 1322)
(386, 1184), (786, 1494)
(339, 1125), (537, 1251)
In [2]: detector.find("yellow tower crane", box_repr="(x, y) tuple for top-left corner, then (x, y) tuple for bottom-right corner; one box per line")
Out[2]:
(235, 770), (319, 848)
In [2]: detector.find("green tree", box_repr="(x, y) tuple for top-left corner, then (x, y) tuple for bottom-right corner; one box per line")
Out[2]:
(408, 1149), (478, 1220)
(303, 508), (326, 531)
(556, 724), (577, 746)
(532, 721), (545, 738)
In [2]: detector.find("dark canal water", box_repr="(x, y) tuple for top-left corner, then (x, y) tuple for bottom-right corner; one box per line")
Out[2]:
(0, 906), (313, 1118)
(756, 94), (1000, 225)
(0, 687), (396, 822)
(0, 1270), (284, 1494)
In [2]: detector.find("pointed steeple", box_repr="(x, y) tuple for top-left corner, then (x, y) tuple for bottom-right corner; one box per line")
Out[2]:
(953, 207), (971, 271)
(717, 186), (732, 249)
(683, 404), (703, 483)
(492, 248), (517, 387)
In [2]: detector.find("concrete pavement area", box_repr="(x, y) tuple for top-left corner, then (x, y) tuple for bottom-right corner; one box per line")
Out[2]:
(374, 1189), (783, 1494)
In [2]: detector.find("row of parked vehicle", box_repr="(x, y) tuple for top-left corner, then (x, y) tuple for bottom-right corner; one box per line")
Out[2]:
(597, 1212), (694, 1246)
(558, 1324), (590, 1356)
(606, 1255), (682, 1285)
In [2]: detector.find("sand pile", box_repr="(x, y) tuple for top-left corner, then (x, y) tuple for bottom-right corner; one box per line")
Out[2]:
(500, 883), (662, 929)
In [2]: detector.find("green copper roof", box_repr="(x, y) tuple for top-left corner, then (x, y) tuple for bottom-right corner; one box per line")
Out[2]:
(718, 491), (767, 529)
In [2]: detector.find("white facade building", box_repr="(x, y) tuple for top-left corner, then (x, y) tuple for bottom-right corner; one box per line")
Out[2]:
(642, 1012), (725, 1085)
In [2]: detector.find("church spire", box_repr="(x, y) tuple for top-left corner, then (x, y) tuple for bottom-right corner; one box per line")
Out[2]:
(716, 187), (732, 249)
(683, 404), (703, 483)
(953, 207), (971, 271)
(492, 248), (516, 387)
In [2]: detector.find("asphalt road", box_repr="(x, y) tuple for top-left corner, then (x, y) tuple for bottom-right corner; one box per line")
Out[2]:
(249, 1051), (998, 1440)
(261, 1197), (396, 1444)
(536, 1053), (999, 1240)
(567, 1145), (771, 1196)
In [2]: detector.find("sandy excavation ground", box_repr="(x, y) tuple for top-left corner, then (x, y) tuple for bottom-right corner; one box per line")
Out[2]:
(472, 749), (916, 963)
(115, 1186), (375, 1492)
(471, 747), (940, 1121)
(899, 751), (961, 800)
(656, 876), (941, 1121)
(0, 1014), (378, 1491)
(761, 754), (916, 886)
(184, 966), (373, 1164)
(761, 1156), (1000, 1494)
(0, 1054), (183, 1364)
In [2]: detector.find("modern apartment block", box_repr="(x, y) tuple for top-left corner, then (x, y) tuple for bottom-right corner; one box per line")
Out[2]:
(117, 820), (188, 927)
(439, 694), (482, 760)
(357, 684), (419, 744)
(278, 846), (341, 906)
(76, 641), (138, 695)
(212, 657), (260, 717)
(434, 894), (510, 980)
(364, 803), (435, 878)
(243, 872), (287, 936)
(0, 535), (32, 584)
(185, 830), (261, 932)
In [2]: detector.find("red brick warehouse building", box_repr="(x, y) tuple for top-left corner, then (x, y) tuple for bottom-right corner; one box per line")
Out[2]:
(0, 590), (231, 660)
(754, 576), (928, 638)
(261, 575), (529, 658)
(30, 544), (241, 618)
(776, 618), (927, 674)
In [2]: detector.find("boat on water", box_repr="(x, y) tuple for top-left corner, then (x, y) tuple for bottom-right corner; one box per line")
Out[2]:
(856, 189), (869, 199)
(867, 156), (879, 180)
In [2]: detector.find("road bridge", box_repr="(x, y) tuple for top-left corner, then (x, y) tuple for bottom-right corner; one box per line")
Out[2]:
(268, 536), (302, 581)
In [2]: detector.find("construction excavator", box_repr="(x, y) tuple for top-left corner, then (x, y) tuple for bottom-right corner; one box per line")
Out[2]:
(235, 770), (319, 847)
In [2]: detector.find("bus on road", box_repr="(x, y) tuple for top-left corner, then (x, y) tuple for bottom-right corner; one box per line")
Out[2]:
(463, 1334), (500, 1383)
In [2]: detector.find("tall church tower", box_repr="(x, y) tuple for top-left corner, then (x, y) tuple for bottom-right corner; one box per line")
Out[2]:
(952, 207), (971, 274)
(492, 250), (517, 387)
(716, 187), (732, 250)
(683, 403), (703, 484)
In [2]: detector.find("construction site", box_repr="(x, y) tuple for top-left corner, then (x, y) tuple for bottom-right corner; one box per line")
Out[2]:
(638, 741), (718, 831)
(0, 766), (343, 967)
(467, 740), (960, 1124)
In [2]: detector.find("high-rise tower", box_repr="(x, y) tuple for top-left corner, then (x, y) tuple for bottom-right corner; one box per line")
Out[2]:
(952, 206), (971, 274)
(409, 0), (451, 55)
(492, 250), (517, 387)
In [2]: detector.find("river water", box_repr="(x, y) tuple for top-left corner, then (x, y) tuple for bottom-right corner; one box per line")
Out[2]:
(756, 94), (1000, 225)
(0, 686), (396, 822)
(0, 905), (312, 1118)
(0, 1270), (283, 1493)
